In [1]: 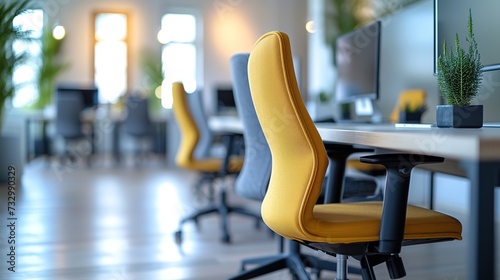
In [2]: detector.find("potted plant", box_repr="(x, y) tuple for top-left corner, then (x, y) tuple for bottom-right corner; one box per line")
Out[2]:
(436, 9), (484, 128)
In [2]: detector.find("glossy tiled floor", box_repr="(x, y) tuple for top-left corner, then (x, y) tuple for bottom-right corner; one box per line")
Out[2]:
(0, 156), (497, 279)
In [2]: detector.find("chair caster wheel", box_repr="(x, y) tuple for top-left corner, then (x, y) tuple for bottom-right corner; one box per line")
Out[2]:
(174, 230), (183, 244)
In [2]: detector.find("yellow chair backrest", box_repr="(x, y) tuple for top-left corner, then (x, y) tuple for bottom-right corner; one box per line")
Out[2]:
(248, 31), (329, 241)
(390, 89), (426, 122)
(172, 82), (200, 169)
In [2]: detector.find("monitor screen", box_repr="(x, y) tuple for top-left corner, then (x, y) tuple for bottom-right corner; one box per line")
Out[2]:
(335, 21), (381, 103)
(56, 86), (99, 109)
(216, 87), (236, 114)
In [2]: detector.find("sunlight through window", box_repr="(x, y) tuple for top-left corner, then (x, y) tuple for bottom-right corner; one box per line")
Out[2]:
(94, 13), (128, 104)
(159, 13), (198, 109)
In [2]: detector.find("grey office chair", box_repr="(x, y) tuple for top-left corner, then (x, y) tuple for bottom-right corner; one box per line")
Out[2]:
(230, 54), (271, 202)
(187, 90), (214, 159)
(228, 53), (381, 279)
(124, 95), (153, 165)
(55, 91), (91, 165)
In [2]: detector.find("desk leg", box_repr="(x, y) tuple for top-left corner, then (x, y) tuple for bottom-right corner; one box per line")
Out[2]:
(429, 171), (435, 210)
(42, 121), (50, 159)
(113, 122), (121, 165)
(25, 119), (31, 163)
(462, 161), (499, 280)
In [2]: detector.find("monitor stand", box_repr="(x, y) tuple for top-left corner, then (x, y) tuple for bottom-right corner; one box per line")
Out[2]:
(354, 98), (383, 124)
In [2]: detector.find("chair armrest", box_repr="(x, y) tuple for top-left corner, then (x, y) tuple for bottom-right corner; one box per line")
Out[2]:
(323, 143), (374, 203)
(360, 154), (444, 254)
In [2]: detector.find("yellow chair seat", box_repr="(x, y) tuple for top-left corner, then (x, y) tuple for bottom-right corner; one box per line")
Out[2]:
(311, 202), (462, 244)
(177, 156), (244, 173)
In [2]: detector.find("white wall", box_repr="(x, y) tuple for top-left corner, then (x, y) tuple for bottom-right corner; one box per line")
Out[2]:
(50, 0), (163, 88)
(306, 0), (337, 120)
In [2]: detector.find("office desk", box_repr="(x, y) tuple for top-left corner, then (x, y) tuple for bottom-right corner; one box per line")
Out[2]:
(25, 112), (168, 163)
(111, 116), (167, 164)
(25, 113), (96, 162)
(208, 115), (244, 134)
(316, 123), (500, 280)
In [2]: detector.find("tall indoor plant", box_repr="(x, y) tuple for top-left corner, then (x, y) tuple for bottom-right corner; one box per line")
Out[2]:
(0, 0), (33, 183)
(436, 9), (484, 128)
(140, 49), (164, 113)
(33, 25), (69, 110)
(0, 0), (33, 131)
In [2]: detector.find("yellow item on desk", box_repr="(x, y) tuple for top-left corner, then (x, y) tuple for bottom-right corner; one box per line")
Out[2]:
(390, 89), (426, 123)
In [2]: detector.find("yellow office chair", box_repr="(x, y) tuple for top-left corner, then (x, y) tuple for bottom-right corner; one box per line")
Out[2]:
(248, 31), (462, 279)
(172, 82), (260, 244)
(390, 89), (426, 123)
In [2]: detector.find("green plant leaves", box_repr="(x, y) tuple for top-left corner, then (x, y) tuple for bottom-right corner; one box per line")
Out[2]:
(0, 0), (34, 130)
(33, 25), (70, 109)
(437, 9), (483, 106)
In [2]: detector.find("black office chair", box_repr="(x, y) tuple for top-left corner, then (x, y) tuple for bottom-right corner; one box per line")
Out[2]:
(55, 91), (92, 165)
(124, 94), (153, 165)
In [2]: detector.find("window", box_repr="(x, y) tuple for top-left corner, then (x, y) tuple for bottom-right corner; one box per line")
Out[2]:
(94, 12), (128, 104)
(158, 13), (198, 109)
(12, 9), (43, 108)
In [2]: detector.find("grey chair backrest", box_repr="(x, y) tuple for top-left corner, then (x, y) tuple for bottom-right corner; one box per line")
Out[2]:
(125, 95), (152, 137)
(230, 53), (271, 201)
(187, 90), (214, 159)
(56, 91), (84, 139)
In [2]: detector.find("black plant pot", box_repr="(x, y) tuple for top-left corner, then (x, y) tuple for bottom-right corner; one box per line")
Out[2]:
(436, 105), (483, 128)
(399, 112), (422, 123)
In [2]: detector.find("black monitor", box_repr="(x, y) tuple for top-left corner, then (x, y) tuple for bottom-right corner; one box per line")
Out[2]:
(56, 86), (99, 109)
(216, 86), (236, 114)
(335, 21), (381, 119)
